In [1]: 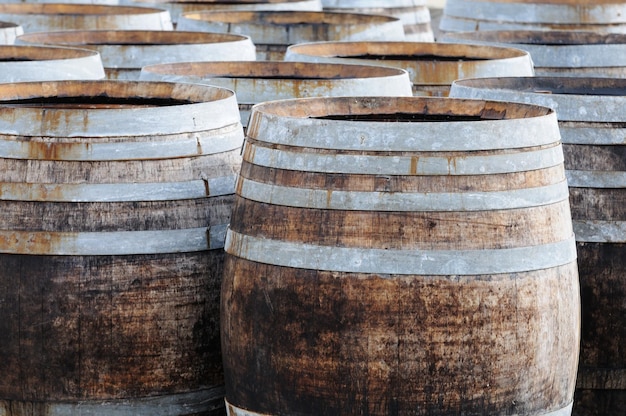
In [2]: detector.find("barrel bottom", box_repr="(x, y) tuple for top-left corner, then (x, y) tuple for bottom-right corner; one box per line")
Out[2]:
(225, 400), (573, 416)
(0, 387), (226, 416)
(573, 389), (626, 416)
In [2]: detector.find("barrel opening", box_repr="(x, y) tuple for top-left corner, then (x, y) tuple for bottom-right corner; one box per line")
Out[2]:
(0, 95), (194, 108)
(339, 53), (487, 62)
(316, 113), (486, 122)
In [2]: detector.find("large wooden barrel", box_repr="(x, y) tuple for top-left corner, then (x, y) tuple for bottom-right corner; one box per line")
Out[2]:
(0, 80), (244, 415)
(176, 10), (405, 60)
(0, 3), (173, 32)
(321, 0), (434, 41)
(16, 30), (256, 80)
(285, 41), (534, 96)
(222, 96), (580, 416)
(123, 0), (322, 25)
(442, 30), (626, 78)
(440, 0), (626, 33)
(449, 76), (626, 416)
(0, 21), (22, 44)
(140, 60), (413, 128)
(0, 44), (105, 81)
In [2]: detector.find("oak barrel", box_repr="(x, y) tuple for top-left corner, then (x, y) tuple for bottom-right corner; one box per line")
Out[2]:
(0, 80), (243, 415)
(123, 0), (322, 25)
(442, 30), (626, 78)
(16, 30), (256, 80)
(321, 0), (434, 41)
(175, 10), (405, 60)
(440, 0), (626, 34)
(222, 96), (580, 415)
(140, 60), (413, 128)
(449, 76), (626, 416)
(0, 44), (105, 81)
(0, 3), (173, 32)
(284, 41), (534, 96)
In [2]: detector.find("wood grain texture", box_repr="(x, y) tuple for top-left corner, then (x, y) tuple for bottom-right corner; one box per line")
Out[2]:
(0, 81), (242, 415)
(222, 96), (580, 416)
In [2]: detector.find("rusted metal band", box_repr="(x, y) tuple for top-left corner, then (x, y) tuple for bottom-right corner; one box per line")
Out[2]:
(0, 224), (228, 255)
(0, 95), (240, 137)
(0, 175), (236, 202)
(0, 125), (243, 160)
(245, 143), (564, 175)
(248, 112), (560, 151)
(566, 170), (626, 189)
(0, 387), (225, 416)
(444, 0), (626, 24)
(573, 220), (626, 243)
(237, 178), (570, 211)
(225, 400), (572, 416)
(225, 230), (577, 275)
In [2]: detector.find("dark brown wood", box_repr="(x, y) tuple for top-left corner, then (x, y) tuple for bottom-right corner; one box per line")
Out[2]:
(222, 96), (580, 416)
(0, 80), (242, 415)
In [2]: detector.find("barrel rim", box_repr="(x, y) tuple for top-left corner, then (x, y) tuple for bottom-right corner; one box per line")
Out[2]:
(0, 43), (103, 60)
(0, 80), (242, 137)
(0, 3), (174, 15)
(450, 76), (626, 121)
(247, 95), (555, 121)
(17, 29), (253, 46)
(285, 40), (532, 59)
(141, 60), (411, 80)
(451, 75), (626, 96)
(0, 79), (235, 103)
(442, 29), (626, 46)
(179, 9), (403, 25)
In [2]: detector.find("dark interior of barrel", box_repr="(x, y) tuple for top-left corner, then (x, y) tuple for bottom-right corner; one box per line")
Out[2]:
(0, 95), (194, 108)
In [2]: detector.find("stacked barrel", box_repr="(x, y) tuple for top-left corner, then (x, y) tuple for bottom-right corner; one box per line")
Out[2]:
(436, 1), (626, 415)
(2, 0), (624, 415)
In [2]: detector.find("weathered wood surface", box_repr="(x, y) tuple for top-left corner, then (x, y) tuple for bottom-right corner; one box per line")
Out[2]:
(449, 76), (626, 416)
(0, 81), (243, 415)
(221, 96), (580, 416)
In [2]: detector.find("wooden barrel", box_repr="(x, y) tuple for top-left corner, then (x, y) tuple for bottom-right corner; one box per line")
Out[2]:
(222, 96), (580, 416)
(176, 10), (405, 60)
(0, 21), (22, 44)
(140, 61), (413, 128)
(0, 3), (173, 32)
(440, 0), (626, 34)
(124, 0), (322, 25)
(16, 30), (256, 80)
(442, 30), (626, 78)
(284, 41), (534, 96)
(0, 44), (105, 81)
(449, 76), (626, 416)
(321, 0), (434, 42)
(0, 80), (244, 416)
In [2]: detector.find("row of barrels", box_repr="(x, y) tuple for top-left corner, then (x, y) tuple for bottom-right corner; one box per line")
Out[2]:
(0, 0), (624, 416)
